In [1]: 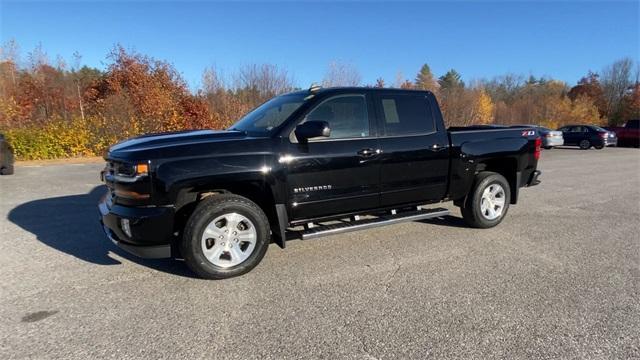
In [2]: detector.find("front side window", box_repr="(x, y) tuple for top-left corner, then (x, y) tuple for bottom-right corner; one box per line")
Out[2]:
(379, 95), (435, 136)
(305, 95), (369, 139)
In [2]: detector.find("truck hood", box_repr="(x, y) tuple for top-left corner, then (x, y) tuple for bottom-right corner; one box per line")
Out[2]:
(107, 129), (248, 159)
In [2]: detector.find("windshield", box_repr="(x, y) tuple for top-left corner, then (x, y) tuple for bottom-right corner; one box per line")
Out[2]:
(591, 126), (608, 132)
(230, 93), (307, 135)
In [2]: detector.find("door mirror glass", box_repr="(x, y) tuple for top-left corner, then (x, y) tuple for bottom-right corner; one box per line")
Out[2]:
(294, 121), (331, 142)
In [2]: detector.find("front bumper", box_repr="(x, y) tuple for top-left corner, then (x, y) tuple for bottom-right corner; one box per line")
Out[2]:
(605, 138), (618, 146)
(98, 192), (173, 259)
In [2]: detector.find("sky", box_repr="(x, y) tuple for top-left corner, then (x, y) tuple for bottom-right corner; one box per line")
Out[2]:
(1, 1), (638, 90)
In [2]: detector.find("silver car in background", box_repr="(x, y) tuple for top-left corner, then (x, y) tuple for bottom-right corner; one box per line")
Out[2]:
(511, 125), (564, 149)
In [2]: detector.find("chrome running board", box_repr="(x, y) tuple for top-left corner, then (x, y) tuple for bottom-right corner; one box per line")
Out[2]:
(301, 207), (450, 240)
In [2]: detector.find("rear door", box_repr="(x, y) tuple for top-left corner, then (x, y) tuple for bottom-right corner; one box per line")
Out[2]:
(373, 92), (449, 207)
(284, 92), (381, 220)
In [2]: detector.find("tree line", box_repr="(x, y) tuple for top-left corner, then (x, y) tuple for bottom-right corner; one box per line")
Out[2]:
(0, 40), (638, 159)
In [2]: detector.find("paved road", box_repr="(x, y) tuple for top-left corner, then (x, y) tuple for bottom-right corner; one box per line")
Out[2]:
(1, 148), (639, 359)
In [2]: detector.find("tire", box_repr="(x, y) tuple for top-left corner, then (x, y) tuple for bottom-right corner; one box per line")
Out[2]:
(595, 145), (604, 150)
(181, 194), (270, 279)
(543, 146), (552, 150)
(579, 139), (591, 150)
(460, 172), (511, 229)
(0, 165), (13, 175)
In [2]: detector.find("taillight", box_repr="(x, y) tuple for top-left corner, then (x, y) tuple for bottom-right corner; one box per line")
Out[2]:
(534, 137), (542, 160)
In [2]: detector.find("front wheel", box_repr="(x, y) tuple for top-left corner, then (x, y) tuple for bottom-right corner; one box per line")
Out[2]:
(460, 172), (511, 228)
(0, 165), (13, 175)
(181, 194), (270, 279)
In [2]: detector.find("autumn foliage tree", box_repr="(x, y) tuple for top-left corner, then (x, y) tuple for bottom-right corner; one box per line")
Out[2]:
(88, 46), (212, 134)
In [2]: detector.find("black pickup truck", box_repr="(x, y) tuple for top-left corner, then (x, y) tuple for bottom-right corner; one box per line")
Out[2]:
(99, 87), (541, 279)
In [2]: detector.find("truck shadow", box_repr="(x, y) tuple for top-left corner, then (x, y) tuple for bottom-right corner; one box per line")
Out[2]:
(7, 186), (196, 278)
(417, 215), (470, 228)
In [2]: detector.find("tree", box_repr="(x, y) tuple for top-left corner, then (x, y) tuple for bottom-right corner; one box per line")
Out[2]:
(568, 71), (607, 118)
(322, 61), (361, 87)
(202, 66), (252, 129)
(89, 45), (211, 133)
(234, 63), (293, 105)
(0, 39), (19, 87)
(474, 89), (494, 124)
(399, 80), (414, 89)
(414, 64), (437, 92)
(620, 83), (640, 120)
(438, 69), (464, 90)
(374, 78), (385, 88)
(601, 58), (635, 124)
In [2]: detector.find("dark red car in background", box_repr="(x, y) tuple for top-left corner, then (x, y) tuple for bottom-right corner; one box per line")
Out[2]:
(606, 120), (640, 147)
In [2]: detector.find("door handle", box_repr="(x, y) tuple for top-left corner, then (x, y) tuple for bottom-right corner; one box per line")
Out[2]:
(430, 144), (447, 152)
(357, 148), (381, 157)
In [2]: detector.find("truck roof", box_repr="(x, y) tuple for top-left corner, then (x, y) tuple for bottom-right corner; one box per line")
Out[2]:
(286, 86), (435, 97)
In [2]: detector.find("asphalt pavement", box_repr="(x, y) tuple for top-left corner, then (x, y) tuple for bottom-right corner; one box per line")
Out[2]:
(0, 147), (639, 359)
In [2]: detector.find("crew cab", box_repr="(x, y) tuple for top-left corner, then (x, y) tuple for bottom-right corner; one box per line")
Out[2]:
(606, 119), (640, 147)
(99, 87), (542, 279)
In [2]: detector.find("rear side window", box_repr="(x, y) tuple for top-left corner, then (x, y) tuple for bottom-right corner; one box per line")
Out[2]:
(378, 95), (435, 136)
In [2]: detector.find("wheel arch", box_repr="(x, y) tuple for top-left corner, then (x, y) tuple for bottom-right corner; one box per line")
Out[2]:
(173, 178), (288, 248)
(475, 158), (519, 204)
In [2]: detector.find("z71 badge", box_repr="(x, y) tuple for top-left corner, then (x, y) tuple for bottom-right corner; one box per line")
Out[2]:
(293, 185), (333, 193)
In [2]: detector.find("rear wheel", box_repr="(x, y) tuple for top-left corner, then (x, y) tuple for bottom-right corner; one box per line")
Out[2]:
(181, 194), (270, 279)
(579, 140), (591, 150)
(460, 172), (511, 228)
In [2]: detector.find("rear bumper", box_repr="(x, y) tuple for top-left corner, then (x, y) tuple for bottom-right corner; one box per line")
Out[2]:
(543, 138), (564, 147)
(526, 170), (542, 187)
(98, 192), (173, 259)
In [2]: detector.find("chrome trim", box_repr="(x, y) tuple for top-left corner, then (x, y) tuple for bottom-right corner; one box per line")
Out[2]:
(104, 173), (148, 183)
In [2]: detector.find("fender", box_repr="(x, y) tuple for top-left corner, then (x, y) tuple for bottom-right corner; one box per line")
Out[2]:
(449, 136), (528, 203)
(155, 152), (290, 248)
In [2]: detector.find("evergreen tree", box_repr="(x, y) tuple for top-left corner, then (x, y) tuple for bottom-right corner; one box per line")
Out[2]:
(415, 64), (437, 91)
(438, 69), (464, 90)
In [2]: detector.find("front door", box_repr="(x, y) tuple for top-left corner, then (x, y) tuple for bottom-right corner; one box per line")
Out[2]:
(284, 93), (380, 221)
(374, 92), (449, 207)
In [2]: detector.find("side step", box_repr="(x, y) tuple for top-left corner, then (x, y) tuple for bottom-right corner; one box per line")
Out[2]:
(301, 207), (450, 240)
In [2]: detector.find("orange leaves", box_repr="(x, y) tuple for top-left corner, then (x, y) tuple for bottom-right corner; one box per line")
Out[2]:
(93, 46), (209, 132)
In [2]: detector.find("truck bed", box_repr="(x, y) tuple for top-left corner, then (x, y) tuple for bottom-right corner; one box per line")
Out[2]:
(446, 125), (540, 204)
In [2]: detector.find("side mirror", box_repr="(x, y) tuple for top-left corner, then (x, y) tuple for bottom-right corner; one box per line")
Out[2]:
(294, 121), (331, 142)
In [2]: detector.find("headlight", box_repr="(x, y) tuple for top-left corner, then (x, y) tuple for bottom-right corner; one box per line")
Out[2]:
(104, 161), (150, 183)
